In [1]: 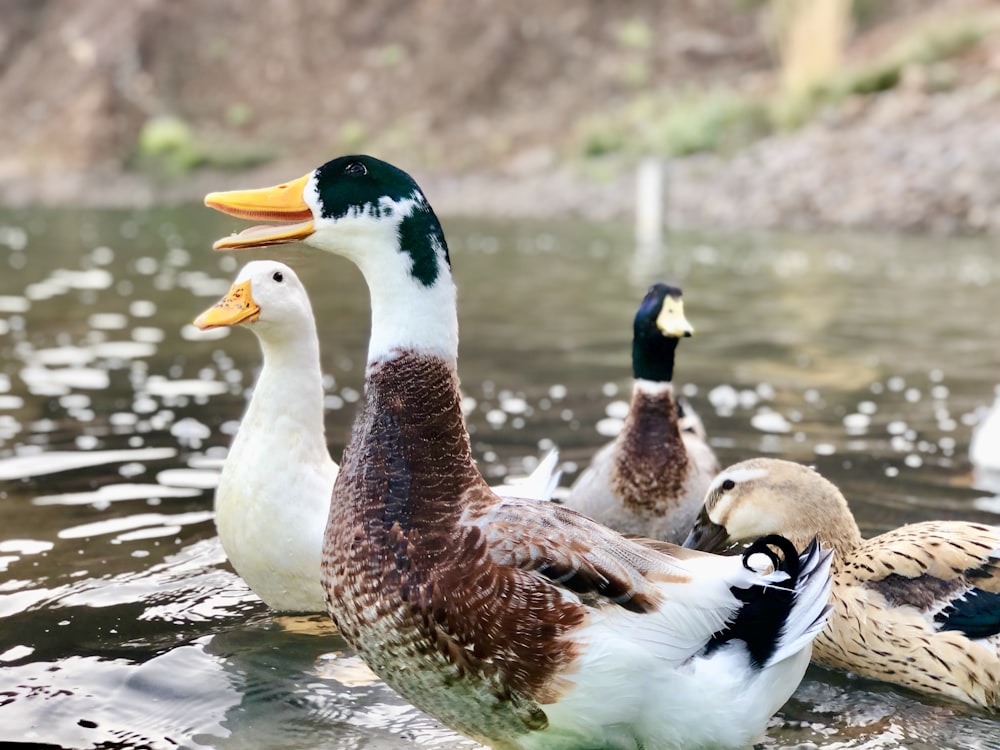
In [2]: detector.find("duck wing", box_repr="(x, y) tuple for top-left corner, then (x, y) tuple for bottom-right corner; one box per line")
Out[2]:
(856, 521), (1000, 640)
(466, 492), (831, 667)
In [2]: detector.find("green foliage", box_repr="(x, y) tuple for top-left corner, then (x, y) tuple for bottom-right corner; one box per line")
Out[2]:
(575, 11), (996, 162)
(891, 21), (987, 67)
(134, 115), (274, 176)
(614, 18), (654, 51)
(776, 16), (993, 127)
(226, 103), (253, 128)
(375, 43), (407, 68)
(657, 94), (770, 157)
(575, 92), (770, 160)
(137, 116), (205, 172)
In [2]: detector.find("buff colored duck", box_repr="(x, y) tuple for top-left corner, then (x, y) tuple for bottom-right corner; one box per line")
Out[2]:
(204, 155), (832, 749)
(685, 457), (1000, 709)
(563, 283), (719, 543)
(194, 259), (561, 613)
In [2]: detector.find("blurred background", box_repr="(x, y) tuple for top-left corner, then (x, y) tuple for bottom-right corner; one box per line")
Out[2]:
(3, 0), (999, 232)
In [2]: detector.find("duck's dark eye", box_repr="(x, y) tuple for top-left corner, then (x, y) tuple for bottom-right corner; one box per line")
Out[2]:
(272, 271), (283, 283)
(721, 479), (736, 491)
(345, 161), (367, 176)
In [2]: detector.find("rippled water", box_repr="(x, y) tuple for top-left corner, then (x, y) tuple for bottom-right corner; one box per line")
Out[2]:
(1, 204), (998, 749)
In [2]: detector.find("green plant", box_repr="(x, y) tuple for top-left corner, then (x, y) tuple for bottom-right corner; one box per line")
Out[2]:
(134, 115), (274, 176)
(137, 116), (205, 173)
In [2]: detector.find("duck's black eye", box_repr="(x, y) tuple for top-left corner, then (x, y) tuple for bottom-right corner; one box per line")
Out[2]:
(272, 271), (284, 283)
(721, 479), (736, 491)
(345, 161), (367, 176)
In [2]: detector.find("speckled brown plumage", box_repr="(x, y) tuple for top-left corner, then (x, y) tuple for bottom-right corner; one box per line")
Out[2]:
(614, 387), (692, 512)
(321, 351), (587, 744)
(565, 384), (719, 543)
(686, 457), (1000, 708)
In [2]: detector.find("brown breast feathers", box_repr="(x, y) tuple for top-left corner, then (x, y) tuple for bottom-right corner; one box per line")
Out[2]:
(321, 351), (584, 742)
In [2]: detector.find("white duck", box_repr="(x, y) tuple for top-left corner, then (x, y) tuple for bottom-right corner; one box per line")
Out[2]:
(971, 386), (1000, 490)
(204, 155), (832, 749)
(194, 259), (561, 613)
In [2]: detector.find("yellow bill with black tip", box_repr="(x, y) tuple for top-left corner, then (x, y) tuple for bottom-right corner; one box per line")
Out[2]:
(193, 279), (260, 329)
(205, 173), (315, 251)
(656, 297), (693, 338)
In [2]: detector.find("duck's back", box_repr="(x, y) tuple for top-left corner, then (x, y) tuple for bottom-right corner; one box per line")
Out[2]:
(816, 521), (1000, 707)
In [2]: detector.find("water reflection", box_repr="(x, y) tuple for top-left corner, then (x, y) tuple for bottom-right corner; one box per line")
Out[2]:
(0, 204), (998, 747)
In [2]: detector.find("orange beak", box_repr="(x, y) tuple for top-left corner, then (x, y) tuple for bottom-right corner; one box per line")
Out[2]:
(205, 173), (316, 251)
(193, 279), (260, 329)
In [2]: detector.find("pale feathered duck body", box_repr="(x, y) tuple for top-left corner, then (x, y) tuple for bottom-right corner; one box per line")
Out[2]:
(195, 261), (336, 612)
(193, 259), (561, 613)
(564, 283), (719, 544)
(685, 457), (1000, 709)
(205, 155), (833, 749)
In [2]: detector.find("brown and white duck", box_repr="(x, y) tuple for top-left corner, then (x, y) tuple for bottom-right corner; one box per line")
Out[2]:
(204, 155), (832, 749)
(685, 457), (1000, 709)
(563, 283), (719, 543)
(191, 260), (562, 613)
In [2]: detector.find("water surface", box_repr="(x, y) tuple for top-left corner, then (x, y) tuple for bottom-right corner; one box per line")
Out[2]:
(1, 205), (999, 749)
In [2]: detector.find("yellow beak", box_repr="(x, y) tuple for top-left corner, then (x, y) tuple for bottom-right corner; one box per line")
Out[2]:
(193, 279), (260, 329)
(656, 298), (694, 338)
(205, 173), (316, 251)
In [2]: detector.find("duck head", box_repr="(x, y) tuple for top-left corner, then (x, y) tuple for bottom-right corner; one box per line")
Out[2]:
(207, 155), (448, 275)
(193, 260), (315, 341)
(205, 156), (457, 364)
(632, 283), (693, 383)
(683, 457), (861, 555)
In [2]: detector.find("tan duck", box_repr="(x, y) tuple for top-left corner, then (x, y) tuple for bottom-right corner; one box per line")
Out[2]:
(204, 154), (833, 750)
(563, 283), (719, 543)
(685, 457), (1000, 709)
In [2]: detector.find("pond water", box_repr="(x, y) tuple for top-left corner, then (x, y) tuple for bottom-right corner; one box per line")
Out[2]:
(0, 203), (998, 749)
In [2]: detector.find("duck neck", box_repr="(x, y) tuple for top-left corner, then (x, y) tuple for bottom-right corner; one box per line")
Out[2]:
(338, 350), (481, 532)
(243, 327), (329, 463)
(782, 491), (864, 564)
(626, 379), (684, 442)
(364, 268), (459, 370)
(333, 193), (459, 368)
(632, 334), (679, 383)
(823, 513), (865, 562)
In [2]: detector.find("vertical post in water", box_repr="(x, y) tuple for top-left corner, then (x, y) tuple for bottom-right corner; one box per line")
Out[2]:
(632, 157), (665, 283)
(635, 156), (664, 249)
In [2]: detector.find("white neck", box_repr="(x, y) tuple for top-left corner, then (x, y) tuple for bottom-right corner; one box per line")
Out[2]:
(633, 379), (675, 397)
(238, 325), (329, 465)
(361, 251), (459, 369)
(303, 190), (459, 369)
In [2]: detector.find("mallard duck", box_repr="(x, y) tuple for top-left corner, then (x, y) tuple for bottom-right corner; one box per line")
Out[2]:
(684, 457), (1000, 709)
(204, 155), (832, 749)
(563, 283), (719, 543)
(193, 259), (561, 613)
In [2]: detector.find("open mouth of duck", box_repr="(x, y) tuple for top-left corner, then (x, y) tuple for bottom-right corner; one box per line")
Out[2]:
(205, 173), (316, 250)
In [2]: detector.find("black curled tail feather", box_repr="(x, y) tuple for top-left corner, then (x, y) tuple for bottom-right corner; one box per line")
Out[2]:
(741, 534), (801, 582)
(705, 535), (833, 670)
